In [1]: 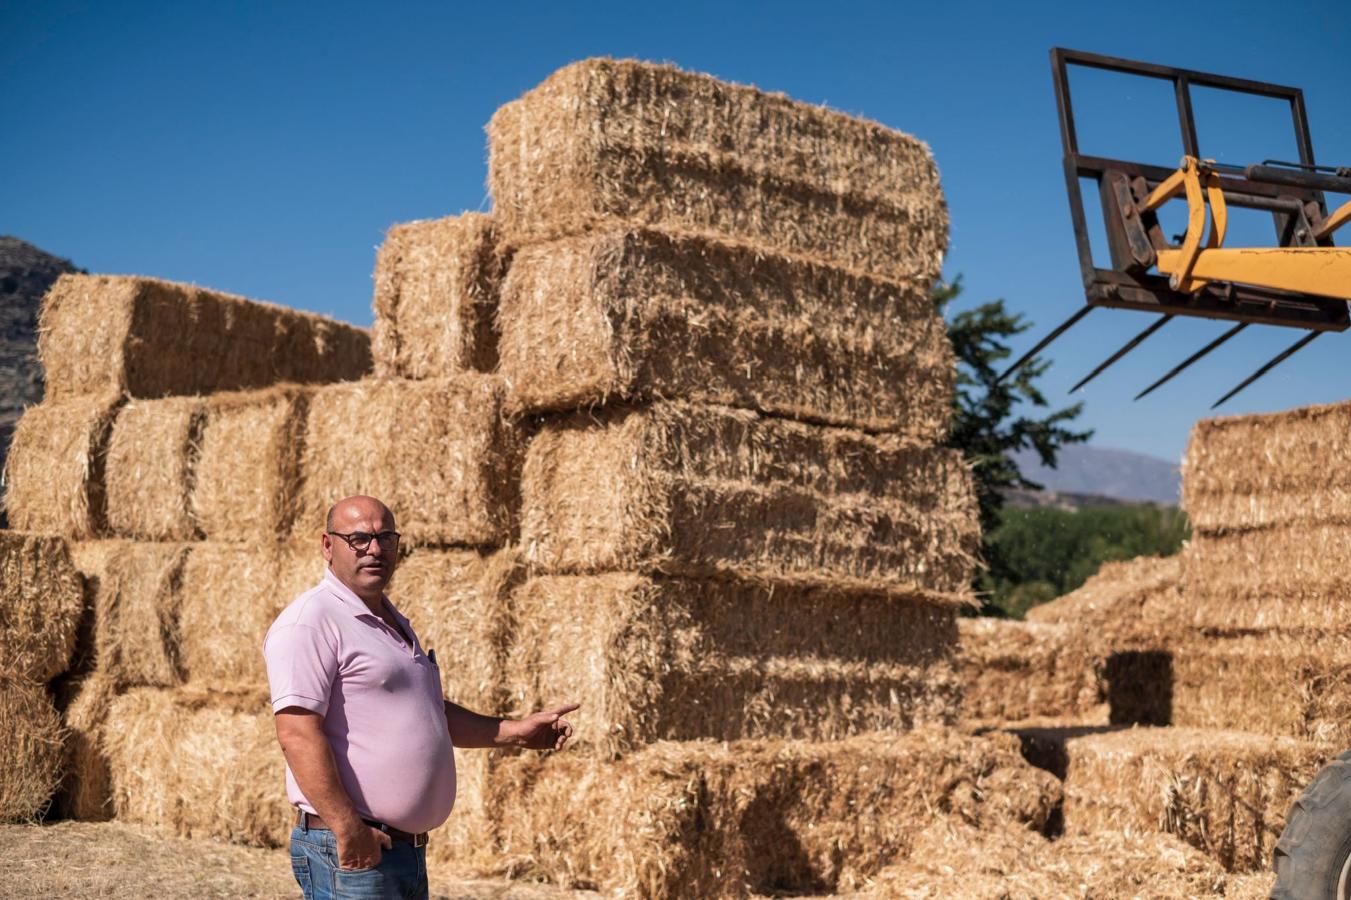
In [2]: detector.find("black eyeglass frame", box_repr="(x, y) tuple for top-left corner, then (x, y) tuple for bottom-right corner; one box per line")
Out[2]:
(326, 530), (402, 552)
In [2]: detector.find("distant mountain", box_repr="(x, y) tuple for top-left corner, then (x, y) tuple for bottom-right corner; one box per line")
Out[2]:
(0, 237), (81, 525)
(1010, 444), (1181, 506)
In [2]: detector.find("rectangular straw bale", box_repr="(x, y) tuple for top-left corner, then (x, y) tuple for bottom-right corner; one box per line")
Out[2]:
(55, 672), (120, 820)
(1182, 400), (1351, 533)
(390, 546), (521, 713)
(372, 214), (504, 378)
(865, 819), (1249, 899)
(1179, 525), (1351, 632)
(39, 274), (371, 402)
(488, 730), (1060, 897)
(3, 393), (122, 537)
(0, 531), (84, 682)
(1061, 727), (1333, 872)
(520, 402), (979, 594)
(101, 685), (289, 847)
(190, 386), (310, 540)
(274, 538), (328, 603)
(175, 544), (286, 686)
(1027, 555), (1181, 629)
(498, 228), (953, 438)
(0, 674), (65, 823)
(488, 59), (949, 285)
(104, 396), (204, 541)
(957, 618), (1104, 726)
(295, 377), (519, 548)
(1169, 631), (1351, 746)
(90, 542), (189, 688)
(507, 573), (960, 752)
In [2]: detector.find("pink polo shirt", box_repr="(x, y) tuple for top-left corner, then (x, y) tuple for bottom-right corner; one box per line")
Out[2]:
(263, 568), (456, 834)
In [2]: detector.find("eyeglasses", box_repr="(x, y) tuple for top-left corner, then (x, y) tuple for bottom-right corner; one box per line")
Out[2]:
(327, 530), (401, 552)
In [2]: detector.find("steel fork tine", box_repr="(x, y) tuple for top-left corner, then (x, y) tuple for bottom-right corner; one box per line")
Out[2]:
(1070, 315), (1174, 393)
(1211, 331), (1321, 409)
(995, 305), (1093, 385)
(1134, 322), (1248, 401)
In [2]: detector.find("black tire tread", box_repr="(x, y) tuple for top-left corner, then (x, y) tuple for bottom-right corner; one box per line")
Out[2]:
(1271, 750), (1351, 900)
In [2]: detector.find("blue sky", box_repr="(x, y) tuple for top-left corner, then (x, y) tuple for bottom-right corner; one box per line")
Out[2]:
(3, 0), (1348, 462)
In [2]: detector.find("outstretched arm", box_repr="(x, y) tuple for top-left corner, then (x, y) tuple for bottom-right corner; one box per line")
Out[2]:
(443, 700), (578, 750)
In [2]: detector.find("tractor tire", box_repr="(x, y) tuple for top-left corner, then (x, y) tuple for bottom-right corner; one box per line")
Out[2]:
(1272, 749), (1351, 899)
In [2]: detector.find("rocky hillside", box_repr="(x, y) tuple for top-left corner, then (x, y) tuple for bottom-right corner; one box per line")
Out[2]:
(1, 237), (80, 523)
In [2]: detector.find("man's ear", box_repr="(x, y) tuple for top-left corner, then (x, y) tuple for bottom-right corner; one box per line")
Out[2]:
(321, 533), (334, 565)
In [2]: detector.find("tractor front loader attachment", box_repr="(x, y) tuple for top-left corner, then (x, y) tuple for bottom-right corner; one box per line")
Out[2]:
(1002, 49), (1351, 408)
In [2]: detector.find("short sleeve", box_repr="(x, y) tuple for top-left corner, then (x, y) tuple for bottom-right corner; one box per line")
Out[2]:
(264, 623), (338, 716)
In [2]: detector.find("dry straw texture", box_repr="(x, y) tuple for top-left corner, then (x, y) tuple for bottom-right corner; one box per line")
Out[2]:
(104, 396), (203, 541)
(1169, 631), (1351, 745)
(90, 542), (189, 688)
(372, 214), (505, 378)
(508, 573), (960, 753)
(296, 377), (519, 548)
(862, 819), (1259, 899)
(3, 393), (122, 537)
(1026, 555), (1181, 630)
(191, 386), (310, 540)
(1182, 399), (1351, 533)
(176, 544), (287, 685)
(498, 227), (953, 438)
(520, 402), (978, 594)
(391, 546), (521, 713)
(488, 730), (1059, 897)
(0, 532), (84, 681)
(1180, 525), (1351, 632)
(957, 618), (1104, 726)
(1062, 726), (1333, 872)
(0, 675), (65, 822)
(38, 274), (371, 402)
(488, 58), (949, 285)
(101, 685), (289, 846)
(56, 672), (119, 820)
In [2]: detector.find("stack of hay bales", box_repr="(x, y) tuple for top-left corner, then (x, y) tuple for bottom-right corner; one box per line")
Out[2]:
(363, 59), (1063, 896)
(0, 532), (83, 821)
(991, 403), (1351, 880)
(2, 59), (1069, 896)
(0, 274), (379, 834)
(1171, 400), (1351, 743)
(955, 555), (1180, 729)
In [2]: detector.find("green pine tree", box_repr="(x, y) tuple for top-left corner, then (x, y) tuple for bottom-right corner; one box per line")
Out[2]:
(934, 278), (1093, 615)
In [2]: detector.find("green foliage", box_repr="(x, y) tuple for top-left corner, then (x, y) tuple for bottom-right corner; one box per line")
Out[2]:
(981, 504), (1190, 618)
(934, 278), (1093, 614)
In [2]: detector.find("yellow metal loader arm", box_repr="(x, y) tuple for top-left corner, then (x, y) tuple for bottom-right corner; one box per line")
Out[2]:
(1148, 155), (1351, 301)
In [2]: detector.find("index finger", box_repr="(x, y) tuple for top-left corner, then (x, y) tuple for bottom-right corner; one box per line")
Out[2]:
(546, 702), (581, 718)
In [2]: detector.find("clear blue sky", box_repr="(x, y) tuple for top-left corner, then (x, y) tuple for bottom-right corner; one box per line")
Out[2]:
(4, 0), (1348, 463)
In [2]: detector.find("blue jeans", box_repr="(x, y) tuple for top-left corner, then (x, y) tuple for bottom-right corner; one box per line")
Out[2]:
(289, 824), (428, 899)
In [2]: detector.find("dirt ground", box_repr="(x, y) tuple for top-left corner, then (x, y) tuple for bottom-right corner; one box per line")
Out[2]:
(0, 821), (599, 899)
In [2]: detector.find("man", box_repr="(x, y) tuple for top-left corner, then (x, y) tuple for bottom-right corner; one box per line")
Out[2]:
(264, 495), (576, 899)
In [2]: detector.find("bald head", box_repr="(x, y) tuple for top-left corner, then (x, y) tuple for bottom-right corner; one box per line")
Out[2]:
(322, 496), (399, 604)
(326, 495), (395, 534)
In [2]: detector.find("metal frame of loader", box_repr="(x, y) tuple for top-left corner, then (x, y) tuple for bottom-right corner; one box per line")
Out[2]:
(1001, 48), (1351, 408)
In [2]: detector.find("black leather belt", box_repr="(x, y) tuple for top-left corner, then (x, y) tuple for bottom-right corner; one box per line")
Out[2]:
(297, 809), (429, 848)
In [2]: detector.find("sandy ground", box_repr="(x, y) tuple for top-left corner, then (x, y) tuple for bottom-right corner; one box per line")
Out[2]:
(0, 821), (599, 899)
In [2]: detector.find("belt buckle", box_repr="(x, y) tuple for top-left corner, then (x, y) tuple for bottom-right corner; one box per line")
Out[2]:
(413, 832), (427, 848)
